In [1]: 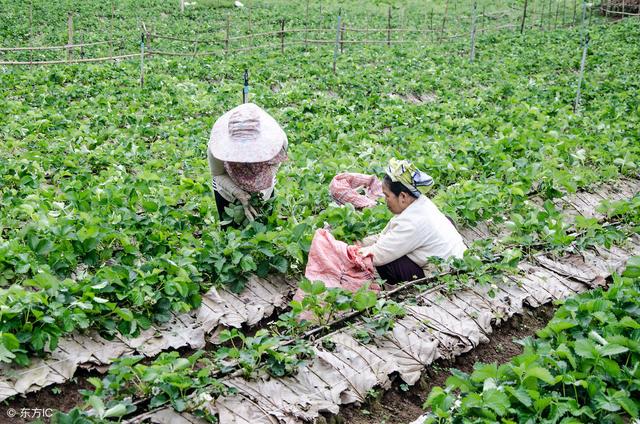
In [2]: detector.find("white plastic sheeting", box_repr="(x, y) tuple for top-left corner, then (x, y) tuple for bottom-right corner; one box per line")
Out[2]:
(0, 275), (294, 401)
(1, 178), (638, 407)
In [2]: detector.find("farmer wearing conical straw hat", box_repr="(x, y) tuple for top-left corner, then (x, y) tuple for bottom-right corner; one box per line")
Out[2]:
(207, 103), (288, 225)
(357, 158), (467, 284)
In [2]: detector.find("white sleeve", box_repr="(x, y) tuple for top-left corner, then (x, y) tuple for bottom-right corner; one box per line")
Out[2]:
(208, 148), (246, 202)
(368, 219), (423, 266)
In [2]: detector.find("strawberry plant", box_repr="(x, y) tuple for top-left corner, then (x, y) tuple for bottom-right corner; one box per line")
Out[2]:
(422, 257), (640, 423)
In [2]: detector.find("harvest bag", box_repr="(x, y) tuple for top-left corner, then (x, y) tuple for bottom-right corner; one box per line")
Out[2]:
(294, 229), (381, 301)
(329, 173), (384, 209)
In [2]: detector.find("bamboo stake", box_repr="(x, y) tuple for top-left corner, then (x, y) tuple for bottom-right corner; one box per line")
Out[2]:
(340, 22), (345, 53)
(332, 10), (341, 73)
(430, 8), (434, 31)
(225, 14), (230, 55)
(387, 6), (391, 47)
(67, 12), (73, 62)
(29, 0), (33, 64)
(521, 0), (529, 33)
(440, 0), (450, 40)
(280, 19), (285, 54)
(110, 1), (114, 58)
(304, 0), (309, 48)
(139, 32), (145, 88)
(574, 33), (589, 113)
(248, 6), (252, 46)
(470, 1), (477, 62)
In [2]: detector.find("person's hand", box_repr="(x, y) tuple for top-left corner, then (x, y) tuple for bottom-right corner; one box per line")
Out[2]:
(235, 191), (258, 221)
(358, 246), (373, 258)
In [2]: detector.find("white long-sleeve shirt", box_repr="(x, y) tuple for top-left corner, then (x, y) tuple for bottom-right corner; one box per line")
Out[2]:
(366, 195), (467, 270)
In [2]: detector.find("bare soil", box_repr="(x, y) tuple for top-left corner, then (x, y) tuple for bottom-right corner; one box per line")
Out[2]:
(323, 303), (556, 424)
(0, 304), (554, 424)
(0, 369), (93, 424)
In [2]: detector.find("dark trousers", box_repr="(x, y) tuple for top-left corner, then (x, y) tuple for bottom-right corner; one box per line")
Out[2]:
(214, 190), (275, 229)
(214, 190), (240, 229)
(376, 255), (425, 285)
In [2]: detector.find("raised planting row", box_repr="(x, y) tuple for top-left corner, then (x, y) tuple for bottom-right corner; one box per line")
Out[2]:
(119, 238), (640, 423)
(412, 258), (640, 424)
(2, 17), (638, 373)
(40, 178), (640, 423)
(1, 176), (637, 402)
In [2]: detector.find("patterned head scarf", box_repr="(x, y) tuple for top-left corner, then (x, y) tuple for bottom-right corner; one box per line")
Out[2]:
(224, 148), (288, 193)
(385, 158), (434, 197)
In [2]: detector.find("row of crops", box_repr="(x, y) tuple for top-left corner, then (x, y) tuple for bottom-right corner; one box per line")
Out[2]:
(1, 0), (639, 422)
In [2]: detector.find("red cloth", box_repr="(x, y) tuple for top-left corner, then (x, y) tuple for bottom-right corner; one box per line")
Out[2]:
(329, 173), (384, 209)
(294, 229), (380, 302)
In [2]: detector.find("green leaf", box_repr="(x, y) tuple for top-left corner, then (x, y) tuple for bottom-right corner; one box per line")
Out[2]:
(619, 316), (640, 329)
(524, 367), (556, 385)
(622, 256), (640, 278)
(505, 386), (533, 408)
(115, 308), (134, 322)
(598, 344), (628, 357)
(483, 388), (510, 416)
(103, 403), (128, 418)
(471, 363), (498, 382)
(574, 339), (596, 359)
(353, 290), (377, 311)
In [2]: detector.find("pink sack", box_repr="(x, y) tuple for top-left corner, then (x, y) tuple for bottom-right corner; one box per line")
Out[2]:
(329, 173), (384, 209)
(294, 229), (380, 302)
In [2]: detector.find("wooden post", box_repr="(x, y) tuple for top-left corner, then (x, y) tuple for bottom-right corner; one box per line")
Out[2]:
(469, 1), (477, 62)
(140, 32), (145, 88)
(142, 22), (151, 58)
(340, 22), (345, 53)
(67, 12), (74, 62)
(280, 19), (285, 54)
(225, 14), (230, 55)
(574, 33), (589, 113)
(304, 0), (309, 48)
(440, 0), (450, 40)
(332, 10), (341, 74)
(193, 37), (199, 58)
(387, 6), (391, 47)
(29, 0), (33, 64)
(110, 1), (115, 58)
(521, 0), (529, 33)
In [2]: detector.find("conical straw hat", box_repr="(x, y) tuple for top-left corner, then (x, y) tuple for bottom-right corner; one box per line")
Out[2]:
(208, 103), (287, 163)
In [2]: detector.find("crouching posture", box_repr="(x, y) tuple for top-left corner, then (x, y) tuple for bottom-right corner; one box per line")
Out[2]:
(358, 159), (467, 284)
(207, 103), (288, 226)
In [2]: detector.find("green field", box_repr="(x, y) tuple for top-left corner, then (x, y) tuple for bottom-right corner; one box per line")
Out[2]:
(1, 0), (639, 422)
